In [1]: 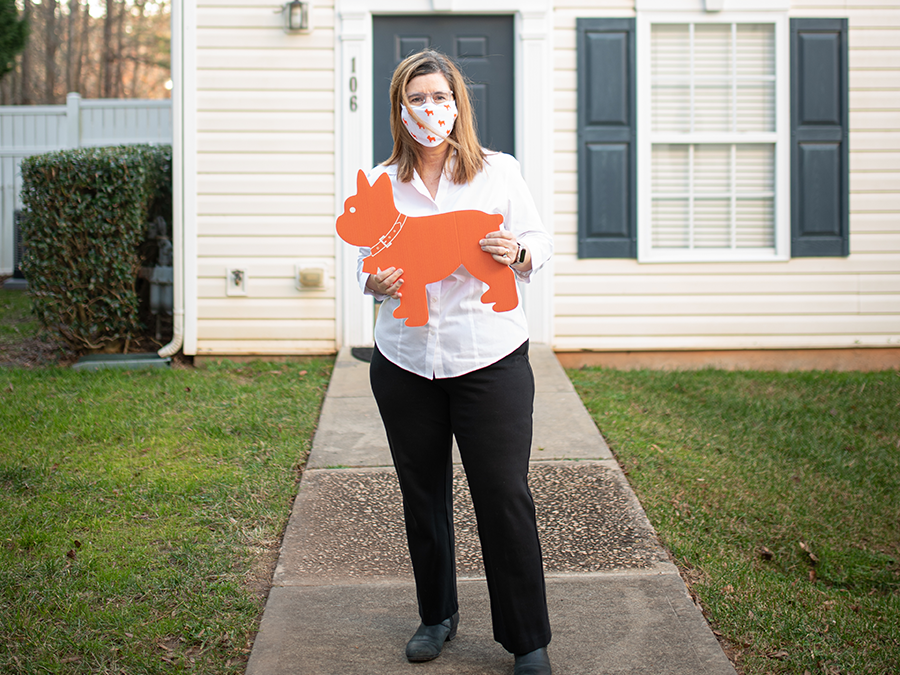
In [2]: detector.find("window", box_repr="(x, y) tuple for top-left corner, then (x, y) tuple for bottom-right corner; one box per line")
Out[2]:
(637, 15), (790, 262)
(576, 16), (848, 261)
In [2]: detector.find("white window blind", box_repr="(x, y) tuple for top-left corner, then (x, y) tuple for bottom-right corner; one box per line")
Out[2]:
(646, 21), (778, 258)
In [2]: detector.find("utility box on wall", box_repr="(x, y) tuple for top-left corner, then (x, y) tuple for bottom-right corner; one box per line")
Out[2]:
(295, 259), (331, 292)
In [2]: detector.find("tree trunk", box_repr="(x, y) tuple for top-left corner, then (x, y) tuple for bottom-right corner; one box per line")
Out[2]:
(66, 0), (78, 93)
(0, 72), (10, 104)
(130, 0), (147, 98)
(44, 0), (58, 102)
(78, 0), (89, 95)
(19, 0), (32, 104)
(102, 0), (114, 97)
(115, 0), (125, 98)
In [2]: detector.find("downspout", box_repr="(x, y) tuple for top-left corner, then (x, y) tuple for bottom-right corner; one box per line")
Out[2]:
(159, 0), (183, 358)
(158, 195), (183, 356)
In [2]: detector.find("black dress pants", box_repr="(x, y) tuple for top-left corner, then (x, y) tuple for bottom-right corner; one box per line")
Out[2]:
(369, 340), (551, 655)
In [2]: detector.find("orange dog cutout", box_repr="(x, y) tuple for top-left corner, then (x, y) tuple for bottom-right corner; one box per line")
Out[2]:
(336, 170), (518, 327)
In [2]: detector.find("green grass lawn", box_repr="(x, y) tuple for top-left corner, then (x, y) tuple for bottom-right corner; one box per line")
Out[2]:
(0, 358), (332, 673)
(0, 289), (74, 367)
(569, 367), (900, 675)
(0, 289), (39, 343)
(4, 282), (897, 674)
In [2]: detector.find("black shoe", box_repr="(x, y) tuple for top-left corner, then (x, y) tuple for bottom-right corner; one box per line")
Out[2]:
(405, 612), (459, 662)
(514, 647), (552, 675)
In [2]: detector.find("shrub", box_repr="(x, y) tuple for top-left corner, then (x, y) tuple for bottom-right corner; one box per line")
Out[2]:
(19, 144), (172, 352)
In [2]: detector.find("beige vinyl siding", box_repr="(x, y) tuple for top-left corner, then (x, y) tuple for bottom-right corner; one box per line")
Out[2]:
(552, 0), (900, 352)
(194, 0), (336, 355)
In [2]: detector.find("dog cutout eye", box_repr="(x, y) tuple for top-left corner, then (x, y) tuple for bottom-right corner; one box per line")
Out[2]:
(349, 207), (356, 213)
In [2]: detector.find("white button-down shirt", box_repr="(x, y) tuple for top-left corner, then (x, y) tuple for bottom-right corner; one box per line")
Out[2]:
(356, 152), (553, 379)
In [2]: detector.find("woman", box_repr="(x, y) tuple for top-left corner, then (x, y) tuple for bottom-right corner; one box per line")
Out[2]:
(357, 49), (553, 675)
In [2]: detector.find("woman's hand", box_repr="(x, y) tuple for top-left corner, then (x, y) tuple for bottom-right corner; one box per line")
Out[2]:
(480, 230), (518, 266)
(480, 230), (531, 270)
(366, 267), (404, 299)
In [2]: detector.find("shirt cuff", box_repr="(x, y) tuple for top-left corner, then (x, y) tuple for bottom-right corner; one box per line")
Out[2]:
(357, 247), (388, 301)
(511, 237), (551, 283)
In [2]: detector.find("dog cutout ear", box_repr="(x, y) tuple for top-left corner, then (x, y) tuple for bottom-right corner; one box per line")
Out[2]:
(372, 173), (394, 206)
(356, 169), (370, 194)
(371, 173), (395, 215)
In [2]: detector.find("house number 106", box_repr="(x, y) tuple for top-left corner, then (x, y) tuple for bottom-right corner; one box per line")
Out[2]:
(349, 57), (358, 112)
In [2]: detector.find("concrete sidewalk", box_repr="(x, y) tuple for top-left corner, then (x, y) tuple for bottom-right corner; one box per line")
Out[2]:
(246, 345), (737, 675)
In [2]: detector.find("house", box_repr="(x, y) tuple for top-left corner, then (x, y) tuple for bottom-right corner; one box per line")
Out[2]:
(163, 0), (900, 369)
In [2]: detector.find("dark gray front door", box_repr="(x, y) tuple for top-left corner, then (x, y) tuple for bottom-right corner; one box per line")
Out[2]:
(372, 15), (514, 165)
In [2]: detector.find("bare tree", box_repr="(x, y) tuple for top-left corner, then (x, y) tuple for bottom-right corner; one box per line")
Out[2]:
(1, 0), (170, 105)
(18, 0), (32, 103)
(115, 0), (124, 97)
(65, 0), (77, 92)
(102, 0), (113, 97)
(43, 0), (58, 101)
(130, 0), (146, 98)
(76, 0), (88, 93)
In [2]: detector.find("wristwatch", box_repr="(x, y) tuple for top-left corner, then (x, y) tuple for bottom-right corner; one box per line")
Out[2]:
(512, 243), (527, 266)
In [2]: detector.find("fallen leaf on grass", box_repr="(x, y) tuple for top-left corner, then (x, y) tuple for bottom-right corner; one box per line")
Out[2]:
(767, 650), (789, 660)
(759, 546), (774, 560)
(800, 541), (819, 564)
(66, 549), (77, 559)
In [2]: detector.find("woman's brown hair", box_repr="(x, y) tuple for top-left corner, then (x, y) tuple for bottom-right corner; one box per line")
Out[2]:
(384, 49), (486, 184)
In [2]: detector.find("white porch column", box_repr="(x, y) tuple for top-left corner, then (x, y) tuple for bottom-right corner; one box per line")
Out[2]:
(336, 10), (375, 349)
(516, 9), (554, 345)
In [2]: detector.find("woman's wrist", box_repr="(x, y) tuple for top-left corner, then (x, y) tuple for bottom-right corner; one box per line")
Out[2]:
(510, 243), (528, 268)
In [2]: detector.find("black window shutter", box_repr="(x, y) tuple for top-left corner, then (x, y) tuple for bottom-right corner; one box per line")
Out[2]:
(576, 18), (636, 259)
(791, 18), (849, 257)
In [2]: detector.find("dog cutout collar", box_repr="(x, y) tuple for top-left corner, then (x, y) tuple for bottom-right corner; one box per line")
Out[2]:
(370, 213), (408, 256)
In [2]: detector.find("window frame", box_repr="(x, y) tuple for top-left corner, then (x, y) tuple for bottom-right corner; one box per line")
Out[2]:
(636, 12), (791, 264)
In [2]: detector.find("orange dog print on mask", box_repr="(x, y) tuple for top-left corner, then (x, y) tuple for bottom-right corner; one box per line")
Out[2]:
(337, 170), (518, 327)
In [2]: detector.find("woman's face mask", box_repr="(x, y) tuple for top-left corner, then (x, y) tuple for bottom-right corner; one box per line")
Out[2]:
(401, 99), (458, 148)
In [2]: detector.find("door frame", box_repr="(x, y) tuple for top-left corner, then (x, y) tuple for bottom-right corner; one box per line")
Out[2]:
(335, 0), (554, 348)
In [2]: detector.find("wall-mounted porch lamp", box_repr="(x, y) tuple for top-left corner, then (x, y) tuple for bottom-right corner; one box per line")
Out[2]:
(282, 0), (312, 33)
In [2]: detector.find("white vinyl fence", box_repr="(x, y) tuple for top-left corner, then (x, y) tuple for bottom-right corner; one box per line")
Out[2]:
(0, 93), (173, 276)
